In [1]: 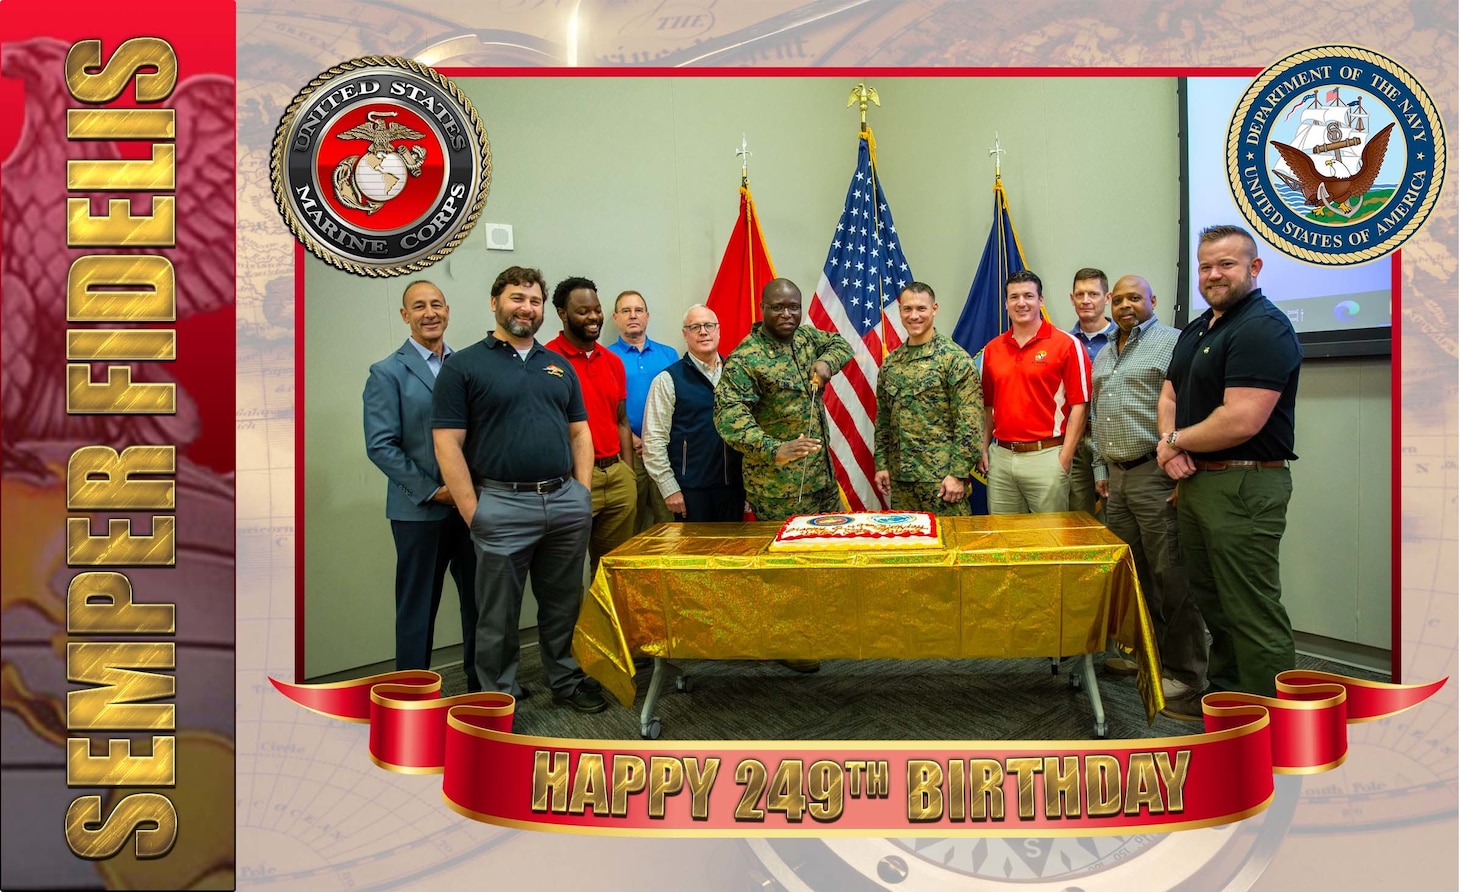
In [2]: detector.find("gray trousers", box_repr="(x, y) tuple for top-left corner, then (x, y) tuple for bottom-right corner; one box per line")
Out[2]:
(1069, 438), (1103, 520)
(469, 480), (593, 699)
(1105, 459), (1208, 690)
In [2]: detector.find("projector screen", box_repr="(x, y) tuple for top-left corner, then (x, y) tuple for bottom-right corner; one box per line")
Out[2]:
(1181, 77), (1393, 357)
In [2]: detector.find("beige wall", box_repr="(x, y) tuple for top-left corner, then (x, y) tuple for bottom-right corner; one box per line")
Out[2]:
(303, 75), (1389, 678)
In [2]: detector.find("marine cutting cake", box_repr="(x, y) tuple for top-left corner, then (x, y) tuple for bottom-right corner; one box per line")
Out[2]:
(769, 512), (942, 550)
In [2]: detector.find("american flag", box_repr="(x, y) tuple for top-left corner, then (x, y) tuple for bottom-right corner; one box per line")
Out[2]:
(807, 131), (914, 511)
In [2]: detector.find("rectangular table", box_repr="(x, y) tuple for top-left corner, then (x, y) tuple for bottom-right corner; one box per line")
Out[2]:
(572, 512), (1164, 738)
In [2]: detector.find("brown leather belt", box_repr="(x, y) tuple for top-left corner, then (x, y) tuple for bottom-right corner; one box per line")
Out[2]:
(1193, 460), (1288, 471)
(594, 455), (621, 470)
(993, 435), (1064, 453)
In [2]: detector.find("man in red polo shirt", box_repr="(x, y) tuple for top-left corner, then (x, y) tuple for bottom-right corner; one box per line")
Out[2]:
(546, 276), (637, 573)
(976, 270), (1092, 514)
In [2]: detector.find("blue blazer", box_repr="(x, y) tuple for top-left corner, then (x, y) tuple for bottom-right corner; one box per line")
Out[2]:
(363, 340), (452, 521)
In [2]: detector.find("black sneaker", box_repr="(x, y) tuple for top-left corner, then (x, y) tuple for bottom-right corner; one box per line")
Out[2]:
(554, 682), (607, 714)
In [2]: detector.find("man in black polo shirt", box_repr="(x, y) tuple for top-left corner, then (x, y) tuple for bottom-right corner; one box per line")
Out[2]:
(432, 266), (605, 713)
(1156, 225), (1301, 713)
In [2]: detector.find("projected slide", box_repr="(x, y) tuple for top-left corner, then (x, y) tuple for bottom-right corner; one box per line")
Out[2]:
(1186, 78), (1392, 352)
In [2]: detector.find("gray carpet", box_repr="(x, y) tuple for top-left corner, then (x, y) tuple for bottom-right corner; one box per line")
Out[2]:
(437, 650), (1385, 741)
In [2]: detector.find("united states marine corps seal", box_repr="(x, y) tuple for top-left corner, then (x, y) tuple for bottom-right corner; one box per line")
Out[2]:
(271, 56), (490, 277)
(1226, 45), (1444, 266)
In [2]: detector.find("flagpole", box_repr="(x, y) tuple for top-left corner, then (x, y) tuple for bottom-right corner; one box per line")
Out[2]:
(848, 83), (890, 358)
(737, 134), (756, 332)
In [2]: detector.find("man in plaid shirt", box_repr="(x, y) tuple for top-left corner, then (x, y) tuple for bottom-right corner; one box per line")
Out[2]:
(1090, 275), (1208, 720)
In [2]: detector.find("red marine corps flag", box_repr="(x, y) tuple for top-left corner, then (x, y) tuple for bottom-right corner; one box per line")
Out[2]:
(808, 87), (915, 511)
(705, 138), (777, 351)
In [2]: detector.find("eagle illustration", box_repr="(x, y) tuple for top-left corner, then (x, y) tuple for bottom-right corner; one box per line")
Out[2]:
(1271, 122), (1395, 217)
(333, 111), (429, 213)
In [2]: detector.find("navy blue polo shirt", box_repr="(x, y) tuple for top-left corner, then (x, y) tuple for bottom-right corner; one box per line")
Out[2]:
(431, 335), (588, 483)
(1167, 289), (1302, 462)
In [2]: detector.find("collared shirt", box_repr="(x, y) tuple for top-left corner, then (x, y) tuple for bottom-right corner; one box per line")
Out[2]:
(407, 338), (452, 377)
(980, 319), (1092, 442)
(544, 334), (628, 460)
(1089, 315), (1180, 480)
(874, 332), (983, 481)
(1070, 319), (1118, 363)
(607, 336), (678, 437)
(431, 336), (586, 483)
(1167, 288), (1301, 462)
(642, 352), (724, 498)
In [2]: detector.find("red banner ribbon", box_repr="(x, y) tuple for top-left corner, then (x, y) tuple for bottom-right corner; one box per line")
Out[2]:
(270, 671), (1445, 835)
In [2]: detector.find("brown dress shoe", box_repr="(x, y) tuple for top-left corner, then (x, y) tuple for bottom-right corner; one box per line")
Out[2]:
(1160, 691), (1205, 723)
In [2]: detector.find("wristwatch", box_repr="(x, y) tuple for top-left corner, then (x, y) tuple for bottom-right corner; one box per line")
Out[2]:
(1165, 430), (1180, 448)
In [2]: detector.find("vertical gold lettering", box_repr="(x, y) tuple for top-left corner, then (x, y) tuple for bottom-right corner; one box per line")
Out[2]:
(68, 197), (176, 247)
(65, 642), (175, 731)
(67, 572), (175, 635)
(67, 445), (176, 511)
(67, 255), (176, 322)
(65, 38), (178, 103)
(67, 517), (176, 566)
(67, 736), (176, 786)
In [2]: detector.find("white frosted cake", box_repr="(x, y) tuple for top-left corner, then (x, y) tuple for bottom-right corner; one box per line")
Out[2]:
(769, 512), (941, 550)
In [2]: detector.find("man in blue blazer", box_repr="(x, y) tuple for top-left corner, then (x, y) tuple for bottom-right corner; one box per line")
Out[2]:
(364, 281), (480, 691)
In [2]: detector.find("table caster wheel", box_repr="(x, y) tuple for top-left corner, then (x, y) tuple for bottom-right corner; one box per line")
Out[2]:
(675, 675), (693, 694)
(1069, 672), (1082, 691)
(1050, 659), (1061, 675)
(641, 717), (662, 740)
(1093, 721), (1108, 739)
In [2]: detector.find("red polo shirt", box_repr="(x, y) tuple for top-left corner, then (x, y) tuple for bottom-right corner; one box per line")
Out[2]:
(980, 319), (1092, 442)
(544, 334), (627, 460)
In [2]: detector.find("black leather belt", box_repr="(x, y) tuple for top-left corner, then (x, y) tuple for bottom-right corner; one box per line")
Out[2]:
(1193, 460), (1288, 471)
(594, 455), (620, 470)
(479, 475), (570, 494)
(1113, 452), (1157, 471)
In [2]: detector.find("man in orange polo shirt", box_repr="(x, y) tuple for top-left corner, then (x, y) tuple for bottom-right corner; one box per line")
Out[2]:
(546, 276), (637, 574)
(976, 270), (1092, 515)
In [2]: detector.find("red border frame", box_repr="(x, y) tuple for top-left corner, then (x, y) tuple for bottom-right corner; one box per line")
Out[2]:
(291, 67), (1403, 690)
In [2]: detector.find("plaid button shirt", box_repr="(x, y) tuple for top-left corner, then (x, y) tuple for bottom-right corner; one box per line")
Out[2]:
(1089, 316), (1180, 481)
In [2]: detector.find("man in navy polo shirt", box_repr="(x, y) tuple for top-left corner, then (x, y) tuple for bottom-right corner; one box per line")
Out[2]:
(1157, 225), (1301, 709)
(432, 266), (605, 714)
(607, 289), (678, 531)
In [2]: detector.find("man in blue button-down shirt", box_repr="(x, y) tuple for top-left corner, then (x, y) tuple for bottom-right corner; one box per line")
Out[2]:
(607, 290), (679, 531)
(363, 281), (479, 691)
(1068, 268), (1116, 518)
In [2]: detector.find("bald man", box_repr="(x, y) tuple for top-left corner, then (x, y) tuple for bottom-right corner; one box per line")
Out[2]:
(1089, 274), (1207, 716)
(364, 280), (480, 691)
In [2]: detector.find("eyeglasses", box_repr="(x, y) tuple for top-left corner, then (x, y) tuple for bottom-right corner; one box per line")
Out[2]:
(682, 322), (720, 333)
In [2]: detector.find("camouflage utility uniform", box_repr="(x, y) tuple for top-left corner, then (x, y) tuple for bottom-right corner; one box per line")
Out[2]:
(874, 331), (983, 515)
(714, 322), (854, 521)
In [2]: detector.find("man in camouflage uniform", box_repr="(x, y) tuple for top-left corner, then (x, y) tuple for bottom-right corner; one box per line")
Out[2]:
(714, 278), (854, 522)
(874, 283), (982, 515)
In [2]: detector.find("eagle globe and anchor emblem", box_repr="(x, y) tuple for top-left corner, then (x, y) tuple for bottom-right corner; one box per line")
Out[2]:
(333, 110), (429, 213)
(271, 56), (491, 277)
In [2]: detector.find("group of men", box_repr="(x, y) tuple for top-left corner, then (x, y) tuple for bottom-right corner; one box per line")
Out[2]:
(360, 222), (1301, 725)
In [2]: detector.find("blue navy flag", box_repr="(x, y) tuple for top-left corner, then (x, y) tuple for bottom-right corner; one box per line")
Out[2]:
(807, 130), (916, 511)
(951, 178), (1028, 514)
(951, 178), (1027, 362)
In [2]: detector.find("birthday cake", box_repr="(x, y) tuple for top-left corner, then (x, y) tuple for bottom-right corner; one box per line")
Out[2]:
(769, 512), (941, 550)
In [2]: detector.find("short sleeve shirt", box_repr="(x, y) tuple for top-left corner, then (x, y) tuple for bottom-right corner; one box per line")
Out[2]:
(545, 335), (628, 460)
(980, 319), (1092, 442)
(431, 336), (587, 483)
(1166, 289), (1302, 461)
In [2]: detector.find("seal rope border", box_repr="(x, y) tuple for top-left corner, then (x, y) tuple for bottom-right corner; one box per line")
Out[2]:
(1225, 45), (1446, 266)
(270, 55), (493, 278)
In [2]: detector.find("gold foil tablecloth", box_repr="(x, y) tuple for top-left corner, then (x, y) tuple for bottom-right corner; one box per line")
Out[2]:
(572, 512), (1163, 722)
